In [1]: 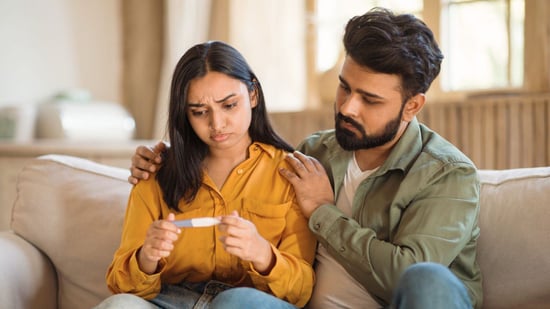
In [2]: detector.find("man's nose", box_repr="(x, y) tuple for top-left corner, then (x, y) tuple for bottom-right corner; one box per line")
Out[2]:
(338, 93), (362, 117)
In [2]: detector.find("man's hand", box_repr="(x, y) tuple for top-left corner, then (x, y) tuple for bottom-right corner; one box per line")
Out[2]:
(128, 141), (167, 184)
(279, 151), (335, 218)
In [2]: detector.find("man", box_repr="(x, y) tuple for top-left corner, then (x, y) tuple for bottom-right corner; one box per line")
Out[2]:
(129, 8), (482, 309)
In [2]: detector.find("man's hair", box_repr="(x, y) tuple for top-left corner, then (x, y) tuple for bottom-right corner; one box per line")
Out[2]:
(343, 7), (444, 100)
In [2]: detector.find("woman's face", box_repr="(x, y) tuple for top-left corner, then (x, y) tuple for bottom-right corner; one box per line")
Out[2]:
(186, 71), (257, 152)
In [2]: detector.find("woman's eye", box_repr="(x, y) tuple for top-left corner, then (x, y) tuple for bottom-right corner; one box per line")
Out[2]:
(191, 110), (207, 117)
(224, 102), (238, 110)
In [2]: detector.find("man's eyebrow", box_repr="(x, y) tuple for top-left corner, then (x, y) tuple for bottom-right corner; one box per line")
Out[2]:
(338, 75), (386, 100)
(188, 93), (237, 107)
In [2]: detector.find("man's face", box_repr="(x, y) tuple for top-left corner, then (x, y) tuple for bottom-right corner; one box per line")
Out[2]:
(334, 56), (406, 151)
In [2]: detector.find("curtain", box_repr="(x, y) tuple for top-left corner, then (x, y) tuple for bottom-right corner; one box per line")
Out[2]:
(122, 0), (164, 139)
(524, 0), (550, 93)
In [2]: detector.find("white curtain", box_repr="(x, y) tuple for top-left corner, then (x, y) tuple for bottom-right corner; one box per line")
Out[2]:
(153, 0), (212, 139)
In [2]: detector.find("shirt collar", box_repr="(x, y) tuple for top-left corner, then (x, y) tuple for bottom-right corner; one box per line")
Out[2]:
(250, 142), (276, 158)
(379, 117), (423, 173)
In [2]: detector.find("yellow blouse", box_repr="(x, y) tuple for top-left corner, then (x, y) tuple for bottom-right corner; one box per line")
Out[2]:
(106, 142), (316, 307)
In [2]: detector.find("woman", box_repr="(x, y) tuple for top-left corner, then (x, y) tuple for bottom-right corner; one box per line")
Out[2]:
(96, 41), (316, 309)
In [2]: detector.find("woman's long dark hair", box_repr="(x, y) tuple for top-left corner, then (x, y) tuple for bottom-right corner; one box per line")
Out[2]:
(157, 41), (293, 211)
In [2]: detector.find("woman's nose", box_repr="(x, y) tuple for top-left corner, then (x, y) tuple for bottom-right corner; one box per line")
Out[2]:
(209, 110), (225, 131)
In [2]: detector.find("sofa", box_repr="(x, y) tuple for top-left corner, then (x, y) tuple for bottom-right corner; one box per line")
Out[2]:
(0, 154), (549, 309)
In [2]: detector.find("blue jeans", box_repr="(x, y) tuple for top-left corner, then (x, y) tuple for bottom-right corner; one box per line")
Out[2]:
(391, 262), (472, 309)
(94, 280), (297, 309)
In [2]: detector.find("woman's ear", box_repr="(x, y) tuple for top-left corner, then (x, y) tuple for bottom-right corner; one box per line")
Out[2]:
(249, 83), (259, 108)
(402, 93), (426, 122)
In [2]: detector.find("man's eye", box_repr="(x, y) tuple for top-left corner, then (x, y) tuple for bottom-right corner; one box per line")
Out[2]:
(362, 98), (380, 105)
(339, 83), (350, 93)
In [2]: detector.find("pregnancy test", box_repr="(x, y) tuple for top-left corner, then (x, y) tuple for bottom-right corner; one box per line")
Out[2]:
(173, 217), (221, 228)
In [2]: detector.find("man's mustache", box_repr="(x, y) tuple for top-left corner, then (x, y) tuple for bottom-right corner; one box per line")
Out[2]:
(336, 113), (364, 133)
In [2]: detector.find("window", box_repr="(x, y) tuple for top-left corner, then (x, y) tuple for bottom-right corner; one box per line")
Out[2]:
(309, 0), (525, 100)
(440, 0), (524, 91)
(314, 0), (422, 73)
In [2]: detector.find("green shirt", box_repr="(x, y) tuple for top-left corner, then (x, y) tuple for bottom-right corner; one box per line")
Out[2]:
(298, 117), (482, 308)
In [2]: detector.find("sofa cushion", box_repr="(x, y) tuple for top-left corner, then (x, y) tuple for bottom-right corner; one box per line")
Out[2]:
(8, 154), (550, 309)
(11, 154), (131, 309)
(0, 231), (57, 309)
(477, 167), (550, 308)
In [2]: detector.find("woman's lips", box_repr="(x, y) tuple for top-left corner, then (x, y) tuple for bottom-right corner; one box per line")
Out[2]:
(211, 133), (229, 142)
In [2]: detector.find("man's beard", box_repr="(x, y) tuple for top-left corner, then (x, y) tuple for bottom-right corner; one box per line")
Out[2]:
(334, 107), (403, 151)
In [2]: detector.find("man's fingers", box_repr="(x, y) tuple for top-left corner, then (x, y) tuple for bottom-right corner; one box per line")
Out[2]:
(293, 151), (324, 173)
(279, 167), (300, 183)
(132, 152), (157, 173)
(129, 166), (150, 180)
(154, 141), (167, 156)
(285, 151), (317, 175)
(128, 175), (138, 185)
(284, 153), (305, 173)
(136, 145), (158, 161)
(311, 156), (325, 173)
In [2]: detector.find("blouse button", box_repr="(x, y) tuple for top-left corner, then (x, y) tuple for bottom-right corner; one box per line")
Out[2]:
(237, 169), (244, 175)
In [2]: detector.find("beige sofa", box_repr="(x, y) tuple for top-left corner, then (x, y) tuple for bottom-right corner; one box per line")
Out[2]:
(1, 154), (549, 309)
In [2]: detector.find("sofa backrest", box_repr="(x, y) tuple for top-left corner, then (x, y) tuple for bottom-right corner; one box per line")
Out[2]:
(9, 155), (550, 309)
(11, 154), (131, 309)
(477, 167), (550, 308)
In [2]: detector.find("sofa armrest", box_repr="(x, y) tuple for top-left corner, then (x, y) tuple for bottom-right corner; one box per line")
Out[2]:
(0, 231), (57, 309)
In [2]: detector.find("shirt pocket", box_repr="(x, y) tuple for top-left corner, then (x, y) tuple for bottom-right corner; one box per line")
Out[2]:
(240, 198), (292, 245)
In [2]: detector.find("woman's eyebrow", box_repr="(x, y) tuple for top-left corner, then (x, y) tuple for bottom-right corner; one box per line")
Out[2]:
(215, 93), (237, 103)
(188, 93), (237, 106)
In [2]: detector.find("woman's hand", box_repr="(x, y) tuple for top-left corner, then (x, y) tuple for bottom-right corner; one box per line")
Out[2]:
(218, 211), (275, 275)
(138, 213), (181, 274)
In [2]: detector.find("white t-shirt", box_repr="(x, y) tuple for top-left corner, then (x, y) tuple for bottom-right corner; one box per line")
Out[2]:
(307, 154), (381, 309)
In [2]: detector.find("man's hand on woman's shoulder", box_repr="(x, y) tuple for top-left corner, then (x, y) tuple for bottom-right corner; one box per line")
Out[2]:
(129, 141), (167, 184)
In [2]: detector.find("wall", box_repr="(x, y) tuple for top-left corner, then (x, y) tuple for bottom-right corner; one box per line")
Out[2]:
(270, 93), (550, 170)
(0, 0), (122, 107)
